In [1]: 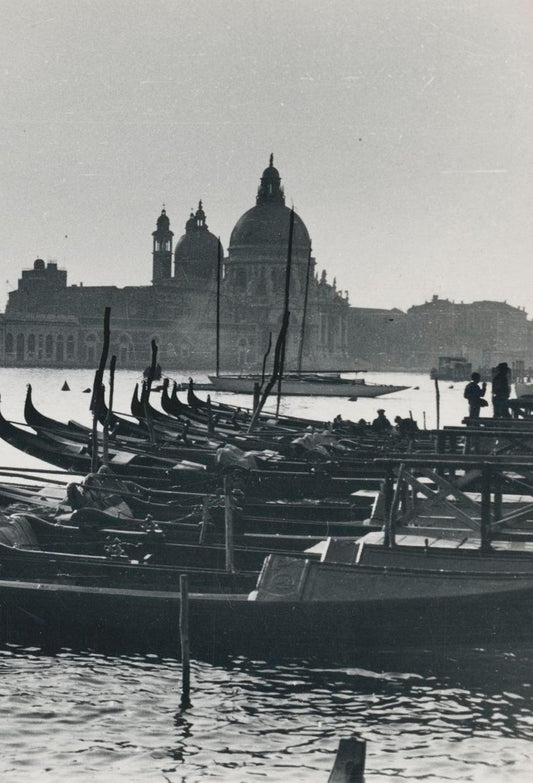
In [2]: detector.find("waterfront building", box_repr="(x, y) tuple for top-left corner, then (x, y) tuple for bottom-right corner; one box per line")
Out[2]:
(0, 158), (349, 370)
(404, 295), (532, 372)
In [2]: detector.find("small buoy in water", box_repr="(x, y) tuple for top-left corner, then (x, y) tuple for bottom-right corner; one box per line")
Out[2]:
(82, 388), (91, 393)
(414, 386), (420, 390)
(449, 385), (454, 389)
(61, 381), (70, 391)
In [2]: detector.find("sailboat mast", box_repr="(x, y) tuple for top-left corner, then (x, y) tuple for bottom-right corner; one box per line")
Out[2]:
(297, 243), (312, 375)
(276, 207), (295, 416)
(215, 238), (222, 377)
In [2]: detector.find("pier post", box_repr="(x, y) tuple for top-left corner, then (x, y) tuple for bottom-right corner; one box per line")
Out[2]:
(480, 464), (492, 552)
(179, 573), (191, 710)
(382, 462), (394, 547)
(493, 468), (503, 523)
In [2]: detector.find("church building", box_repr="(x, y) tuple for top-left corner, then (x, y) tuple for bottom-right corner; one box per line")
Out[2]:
(0, 158), (350, 371)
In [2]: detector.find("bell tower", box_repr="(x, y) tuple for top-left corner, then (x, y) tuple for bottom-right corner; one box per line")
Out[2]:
(152, 207), (174, 283)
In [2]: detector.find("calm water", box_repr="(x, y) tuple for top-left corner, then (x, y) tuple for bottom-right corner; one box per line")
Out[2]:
(0, 368), (531, 782)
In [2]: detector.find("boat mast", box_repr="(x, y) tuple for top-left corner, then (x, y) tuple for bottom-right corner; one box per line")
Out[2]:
(276, 207), (295, 417)
(296, 243), (312, 376)
(215, 238), (222, 377)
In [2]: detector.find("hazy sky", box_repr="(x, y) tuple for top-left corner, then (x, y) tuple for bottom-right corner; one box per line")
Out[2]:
(2, 0), (533, 314)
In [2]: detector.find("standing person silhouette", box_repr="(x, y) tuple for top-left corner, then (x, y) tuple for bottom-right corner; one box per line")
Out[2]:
(492, 362), (511, 418)
(463, 372), (487, 419)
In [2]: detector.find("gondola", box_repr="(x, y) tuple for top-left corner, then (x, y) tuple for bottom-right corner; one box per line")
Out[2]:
(2, 543), (533, 657)
(0, 404), (213, 488)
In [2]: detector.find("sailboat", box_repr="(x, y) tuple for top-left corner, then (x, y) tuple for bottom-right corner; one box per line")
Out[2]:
(209, 204), (408, 399)
(208, 371), (409, 398)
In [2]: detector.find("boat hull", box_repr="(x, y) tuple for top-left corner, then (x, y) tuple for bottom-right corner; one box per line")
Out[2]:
(207, 376), (408, 397)
(2, 559), (533, 658)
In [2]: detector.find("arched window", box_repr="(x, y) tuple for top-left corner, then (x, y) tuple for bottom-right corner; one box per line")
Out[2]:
(5, 333), (13, 353)
(118, 334), (133, 366)
(45, 334), (54, 357)
(66, 335), (75, 358)
(56, 334), (64, 362)
(16, 333), (25, 360)
(27, 334), (36, 354)
(85, 333), (97, 366)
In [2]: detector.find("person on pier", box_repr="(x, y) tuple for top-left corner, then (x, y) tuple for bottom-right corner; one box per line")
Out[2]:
(463, 372), (487, 419)
(371, 409), (392, 433)
(492, 362), (511, 418)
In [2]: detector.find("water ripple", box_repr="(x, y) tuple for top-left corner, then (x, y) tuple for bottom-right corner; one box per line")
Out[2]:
(1, 643), (533, 782)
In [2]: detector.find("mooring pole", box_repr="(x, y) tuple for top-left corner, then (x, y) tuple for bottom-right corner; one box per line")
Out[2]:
(90, 307), (111, 473)
(102, 354), (116, 464)
(215, 238), (222, 377)
(179, 573), (191, 710)
(224, 474), (235, 573)
(207, 394), (214, 436)
(90, 389), (99, 473)
(434, 377), (441, 431)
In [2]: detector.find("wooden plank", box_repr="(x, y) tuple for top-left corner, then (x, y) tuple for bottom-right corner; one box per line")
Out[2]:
(400, 471), (481, 531)
(328, 738), (366, 783)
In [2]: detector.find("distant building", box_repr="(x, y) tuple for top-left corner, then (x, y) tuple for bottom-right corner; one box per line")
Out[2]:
(0, 158), (349, 370)
(345, 295), (533, 372)
(347, 307), (407, 370)
(405, 295), (532, 371)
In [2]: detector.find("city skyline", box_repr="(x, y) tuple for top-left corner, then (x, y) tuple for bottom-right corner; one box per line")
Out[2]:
(2, 1), (533, 314)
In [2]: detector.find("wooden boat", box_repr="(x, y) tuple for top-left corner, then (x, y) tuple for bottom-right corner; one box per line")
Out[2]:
(0, 404), (213, 488)
(2, 541), (533, 655)
(183, 380), (326, 429)
(207, 372), (409, 398)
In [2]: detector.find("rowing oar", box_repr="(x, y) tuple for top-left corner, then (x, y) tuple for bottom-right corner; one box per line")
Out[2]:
(0, 466), (84, 476)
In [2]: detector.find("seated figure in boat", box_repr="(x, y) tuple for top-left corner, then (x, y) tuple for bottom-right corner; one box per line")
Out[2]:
(371, 409), (392, 433)
(394, 416), (419, 436)
(65, 466), (135, 518)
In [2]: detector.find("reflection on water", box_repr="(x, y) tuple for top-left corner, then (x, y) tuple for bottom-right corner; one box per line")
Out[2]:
(1, 644), (532, 783)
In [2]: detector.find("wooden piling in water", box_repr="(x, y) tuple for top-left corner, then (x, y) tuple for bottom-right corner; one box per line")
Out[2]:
(327, 738), (366, 782)
(224, 475), (236, 573)
(179, 573), (191, 710)
(434, 377), (441, 431)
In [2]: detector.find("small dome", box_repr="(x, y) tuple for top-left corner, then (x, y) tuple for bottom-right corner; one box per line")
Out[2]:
(174, 201), (221, 280)
(34, 258), (45, 271)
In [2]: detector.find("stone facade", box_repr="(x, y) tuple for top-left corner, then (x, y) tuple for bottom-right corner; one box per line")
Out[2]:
(1, 158), (349, 371)
(345, 295), (533, 372)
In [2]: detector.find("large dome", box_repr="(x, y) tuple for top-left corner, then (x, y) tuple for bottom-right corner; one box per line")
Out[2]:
(229, 156), (311, 256)
(229, 203), (310, 250)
